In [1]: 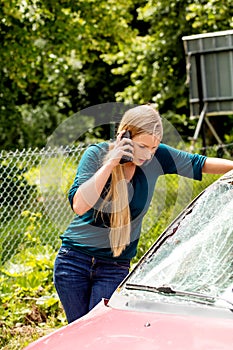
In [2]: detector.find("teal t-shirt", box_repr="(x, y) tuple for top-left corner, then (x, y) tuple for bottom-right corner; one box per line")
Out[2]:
(61, 142), (207, 262)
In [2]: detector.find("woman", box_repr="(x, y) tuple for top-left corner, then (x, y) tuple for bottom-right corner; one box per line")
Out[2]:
(54, 104), (233, 323)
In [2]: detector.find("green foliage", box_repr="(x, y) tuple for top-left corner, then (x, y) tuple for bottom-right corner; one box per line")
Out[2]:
(0, 207), (61, 264)
(0, 159), (38, 207)
(107, 0), (233, 114)
(0, 244), (65, 348)
(186, 0), (233, 30)
(0, 209), (65, 348)
(2, 0), (233, 150)
(0, 0), (135, 150)
(40, 157), (78, 196)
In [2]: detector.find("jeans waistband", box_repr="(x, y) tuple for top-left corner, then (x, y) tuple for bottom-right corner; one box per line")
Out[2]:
(60, 244), (131, 265)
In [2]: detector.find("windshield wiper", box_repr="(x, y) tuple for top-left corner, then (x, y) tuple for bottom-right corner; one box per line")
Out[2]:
(125, 283), (233, 309)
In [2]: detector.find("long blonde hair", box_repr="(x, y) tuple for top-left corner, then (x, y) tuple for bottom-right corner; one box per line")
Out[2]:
(102, 105), (163, 257)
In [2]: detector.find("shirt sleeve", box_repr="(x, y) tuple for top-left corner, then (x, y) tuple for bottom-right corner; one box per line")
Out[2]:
(155, 143), (207, 180)
(68, 143), (108, 209)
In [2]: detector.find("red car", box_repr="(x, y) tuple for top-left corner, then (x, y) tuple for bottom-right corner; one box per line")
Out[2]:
(25, 171), (233, 350)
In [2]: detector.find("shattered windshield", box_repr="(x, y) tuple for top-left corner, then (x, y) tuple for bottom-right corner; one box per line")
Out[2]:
(121, 179), (233, 307)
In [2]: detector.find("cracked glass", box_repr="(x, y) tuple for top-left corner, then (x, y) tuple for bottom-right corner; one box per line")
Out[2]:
(121, 176), (233, 308)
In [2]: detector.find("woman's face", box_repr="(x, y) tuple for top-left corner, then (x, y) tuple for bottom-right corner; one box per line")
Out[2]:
(132, 133), (160, 166)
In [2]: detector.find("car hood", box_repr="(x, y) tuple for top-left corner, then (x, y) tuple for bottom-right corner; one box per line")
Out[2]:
(25, 300), (233, 350)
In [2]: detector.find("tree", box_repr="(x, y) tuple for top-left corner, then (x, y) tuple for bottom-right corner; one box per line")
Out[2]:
(1, 0), (233, 150)
(0, 0), (136, 150)
(103, 0), (233, 139)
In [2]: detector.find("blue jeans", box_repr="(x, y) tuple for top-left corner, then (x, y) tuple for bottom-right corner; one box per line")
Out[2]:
(54, 247), (130, 323)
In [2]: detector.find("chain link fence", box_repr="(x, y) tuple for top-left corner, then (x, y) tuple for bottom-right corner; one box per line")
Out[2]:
(0, 145), (86, 263)
(0, 144), (231, 264)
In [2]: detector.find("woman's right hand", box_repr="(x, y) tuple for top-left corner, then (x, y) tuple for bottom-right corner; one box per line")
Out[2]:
(107, 130), (134, 167)
(73, 131), (134, 215)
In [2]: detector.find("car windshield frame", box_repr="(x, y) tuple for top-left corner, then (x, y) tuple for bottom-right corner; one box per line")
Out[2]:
(110, 171), (233, 311)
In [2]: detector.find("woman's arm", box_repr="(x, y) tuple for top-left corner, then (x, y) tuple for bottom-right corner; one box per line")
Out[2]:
(202, 157), (233, 174)
(72, 160), (115, 215)
(72, 131), (134, 216)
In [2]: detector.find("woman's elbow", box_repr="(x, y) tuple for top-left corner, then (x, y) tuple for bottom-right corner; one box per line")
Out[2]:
(72, 202), (87, 216)
(72, 188), (95, 215)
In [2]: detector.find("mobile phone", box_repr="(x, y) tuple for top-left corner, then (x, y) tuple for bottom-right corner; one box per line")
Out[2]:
(120, 130), (133, 164)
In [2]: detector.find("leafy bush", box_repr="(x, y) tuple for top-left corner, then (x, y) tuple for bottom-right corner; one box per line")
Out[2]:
(0, 244), (65, 349)
(0, 210), (65, 349)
